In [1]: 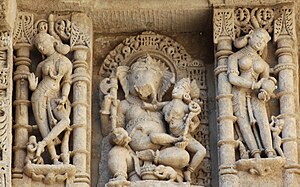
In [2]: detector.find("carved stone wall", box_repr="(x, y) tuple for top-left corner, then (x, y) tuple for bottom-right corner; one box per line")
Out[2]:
(0, 0), (298, 187)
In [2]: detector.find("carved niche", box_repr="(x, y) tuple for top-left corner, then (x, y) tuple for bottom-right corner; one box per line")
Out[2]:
(12, 12), (92, 187)
(98, 31), (211, 187)
(214, 4), (299, 187)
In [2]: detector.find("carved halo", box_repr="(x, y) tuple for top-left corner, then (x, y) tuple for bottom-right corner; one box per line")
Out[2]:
(99, 31), (199, 80)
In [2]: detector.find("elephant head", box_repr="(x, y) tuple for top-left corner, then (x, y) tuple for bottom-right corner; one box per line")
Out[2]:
(117, 55), (174, 103)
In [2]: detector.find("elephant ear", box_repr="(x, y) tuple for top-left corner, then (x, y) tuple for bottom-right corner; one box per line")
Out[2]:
(116, 66), (129, 98)
(158, 71), (175, 101)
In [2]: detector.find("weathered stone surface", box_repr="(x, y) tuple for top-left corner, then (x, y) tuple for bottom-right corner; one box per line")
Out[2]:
(1, 1), (300, 187)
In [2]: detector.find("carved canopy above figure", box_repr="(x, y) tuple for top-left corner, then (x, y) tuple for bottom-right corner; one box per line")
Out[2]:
(98, 31), (211, 187)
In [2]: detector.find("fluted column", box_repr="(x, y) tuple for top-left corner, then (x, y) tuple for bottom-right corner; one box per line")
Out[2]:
(275, 35), (297, 163)
(12, 43), (31, 178)
(274, 6), (299, 187)
(72, 45), (90, 187)
(276, 35), (298, 187)
(214, 9), (239, 187)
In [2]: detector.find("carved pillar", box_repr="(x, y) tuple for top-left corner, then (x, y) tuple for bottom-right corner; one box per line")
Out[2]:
(12, 44), (31, 176)
(214, 8), (239, 187)
(71, 13), (92, 187)
(11, 13), (33, 181)
(274, 6), (299, 187)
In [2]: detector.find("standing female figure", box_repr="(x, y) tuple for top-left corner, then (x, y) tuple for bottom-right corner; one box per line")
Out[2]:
(227, 28), (276, 158)
(28, 31), (72, 164)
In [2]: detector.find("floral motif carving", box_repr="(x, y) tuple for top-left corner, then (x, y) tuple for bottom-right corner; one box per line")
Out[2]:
(234, 8), (274, 37)
(0, 32), (10, 48)
(54, 19), (71, 42)
(70, 23), (90, 48)
(213, 9), (235, 43)
(13, 12), (34, 45)
(100, 31), (195, 79)
(0, 0), (6, 20)
(274, 6), (296, 41)
(0, 99), (8, 150)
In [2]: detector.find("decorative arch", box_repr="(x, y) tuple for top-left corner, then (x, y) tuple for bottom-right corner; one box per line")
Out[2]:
(99, 31), (204, 82)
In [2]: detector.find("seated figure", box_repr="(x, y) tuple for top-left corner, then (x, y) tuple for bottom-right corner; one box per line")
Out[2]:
(100, 55), (206, 186)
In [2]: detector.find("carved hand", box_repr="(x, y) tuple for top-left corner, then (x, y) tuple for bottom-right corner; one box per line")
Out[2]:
(28, 73), (38, 91)
(56, 96), (67, 110)
(252, 78), (267, 90)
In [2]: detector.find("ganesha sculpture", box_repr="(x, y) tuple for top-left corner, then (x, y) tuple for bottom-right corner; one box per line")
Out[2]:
(100, 55), (206, 186)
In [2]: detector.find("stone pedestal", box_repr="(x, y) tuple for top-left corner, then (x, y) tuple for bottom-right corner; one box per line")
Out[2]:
(106, 181), (203, 187)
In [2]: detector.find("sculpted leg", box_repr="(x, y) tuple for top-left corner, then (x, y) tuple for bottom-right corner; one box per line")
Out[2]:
(32, 101), (60, 162)
(233, 90), (260, 157)
(252, 97), (275, 157)
(108, 146), (133, 182)
(61, 128), (71, 164)
(185, 136), (206, 182)
(150, 133), (181, 145)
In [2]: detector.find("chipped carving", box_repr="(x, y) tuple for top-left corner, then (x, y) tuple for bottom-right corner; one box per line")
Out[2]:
(99, 32), (210, 187)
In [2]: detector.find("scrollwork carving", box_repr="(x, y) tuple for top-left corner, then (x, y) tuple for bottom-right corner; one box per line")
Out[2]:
(213, 9), (235, 44)
(100, 31), (195, 79)
(0, 99), (8, 150)
(274, 6), (296, 41)
(0, 31), (10, 48)
(54, 19), (71, 42)
(70, 23), (90, 48)
(234, 7), (274, 38)
(0, 68), (8, 90)
(0, 0), (6, 20)
(13, 12), (34, 45)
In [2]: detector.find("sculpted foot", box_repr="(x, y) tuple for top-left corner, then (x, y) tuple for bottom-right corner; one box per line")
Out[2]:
(107, 175), (130, 187)
(53, 157), (63, 165)
(184, 170), (191, 182)
(267, 151), (275, 158)
(136, 149), (155, 162)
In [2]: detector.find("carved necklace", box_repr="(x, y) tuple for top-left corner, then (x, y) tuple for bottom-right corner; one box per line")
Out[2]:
(240, 46), (258, 57)
(126, 95), (144, 106)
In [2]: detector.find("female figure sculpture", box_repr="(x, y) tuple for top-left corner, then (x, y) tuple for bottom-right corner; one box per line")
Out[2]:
(227, 28), (276, 158)
(145, 78), (206, 181)
(28, 31), (72, 164)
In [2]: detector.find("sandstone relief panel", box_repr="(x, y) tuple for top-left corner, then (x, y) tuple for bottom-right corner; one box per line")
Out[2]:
(0, 1), (298, 187)
(214, 4), (299, 187)
(12, 12), (92, 187)
(98, 31), (211, 187)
